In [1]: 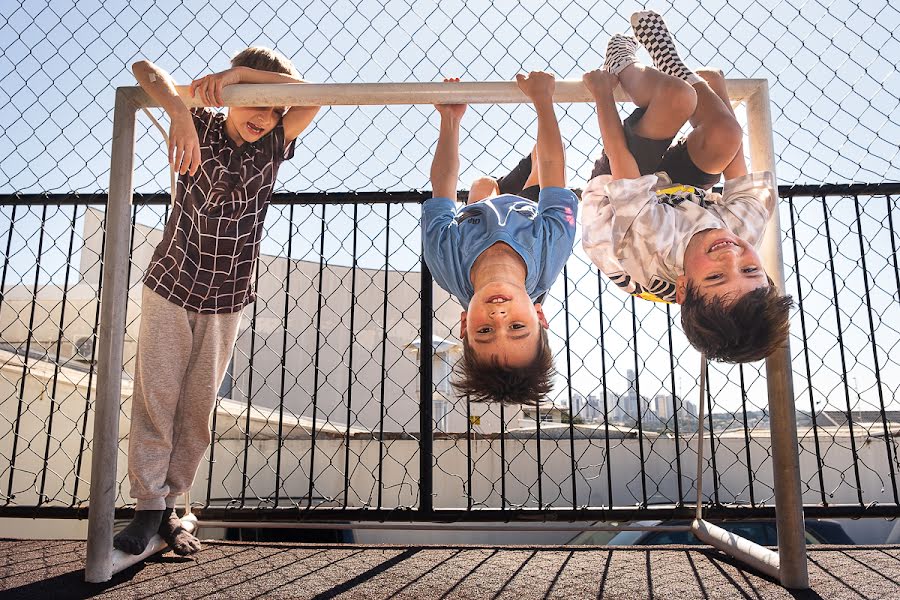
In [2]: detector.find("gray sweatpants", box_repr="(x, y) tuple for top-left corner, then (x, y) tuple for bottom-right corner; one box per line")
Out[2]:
(127, 286), (242, 511)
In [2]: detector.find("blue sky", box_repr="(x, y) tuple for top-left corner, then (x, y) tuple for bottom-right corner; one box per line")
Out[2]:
(2, 0), (899, 195)
(1, 0), (900, 414)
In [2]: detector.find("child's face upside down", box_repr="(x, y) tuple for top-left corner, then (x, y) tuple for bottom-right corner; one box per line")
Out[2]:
(461, 282), (549, 368)
(677, 227), (769, 304)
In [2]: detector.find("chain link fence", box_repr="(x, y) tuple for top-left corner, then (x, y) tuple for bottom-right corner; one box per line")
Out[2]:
(1, 0), (899, 520)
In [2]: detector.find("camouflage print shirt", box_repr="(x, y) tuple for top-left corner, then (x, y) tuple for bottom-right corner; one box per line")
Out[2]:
(580, 171), (776, 303)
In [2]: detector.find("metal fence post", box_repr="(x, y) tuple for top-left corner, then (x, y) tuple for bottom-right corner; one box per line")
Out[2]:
(419, 253), (434, 516)
(84, 88), (136, 583)
(746, 80), (809, 589)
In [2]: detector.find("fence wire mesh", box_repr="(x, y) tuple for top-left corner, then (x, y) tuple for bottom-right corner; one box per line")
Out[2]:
(1, 0), (899, 520)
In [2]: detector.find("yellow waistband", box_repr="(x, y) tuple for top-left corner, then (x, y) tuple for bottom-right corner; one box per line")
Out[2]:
(656, 183), (698, 195)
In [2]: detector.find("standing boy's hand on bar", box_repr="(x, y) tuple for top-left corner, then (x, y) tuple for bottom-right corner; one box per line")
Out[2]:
(189, 68), (242, 106)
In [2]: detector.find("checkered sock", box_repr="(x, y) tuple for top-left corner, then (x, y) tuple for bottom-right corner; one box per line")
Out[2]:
(603, 34), (638, 76)
(630, 10), (702, 85)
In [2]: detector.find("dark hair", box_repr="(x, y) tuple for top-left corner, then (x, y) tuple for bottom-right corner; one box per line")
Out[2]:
(454, 328), (555, 405)
(680, 277), (793, 363)
(231, 47), (297, 77)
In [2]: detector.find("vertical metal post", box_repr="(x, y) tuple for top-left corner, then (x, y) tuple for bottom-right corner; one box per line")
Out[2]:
(85, 88), (136, 583)
(597, 275), (613, 508)
(499, 400), (507, 511)
(419, 251), (434, 515)
(465, 392), (473, 509)
(377, 205), (392, 509)
(342, 203), (358, 508)
(704, 371), (721, 506)
(275, 204), (296, 507)
(695, 356), (708, 521)
(738, 365), (756, 506)
(239, 258), (261, 508)
(746, 81), (809, 589)
(665, 304), (684, 504)
(787, 194), (827, 505)
(308, 204), (327, 506)
(561, 266), (577, 508)
(630, 297), (648, 506)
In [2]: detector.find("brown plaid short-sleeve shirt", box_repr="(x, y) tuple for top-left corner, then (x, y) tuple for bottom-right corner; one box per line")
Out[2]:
(145, 108), (295, 313)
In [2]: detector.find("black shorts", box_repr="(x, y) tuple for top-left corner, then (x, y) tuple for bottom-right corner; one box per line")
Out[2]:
(590, 107), (721, 190)
(497, 153), (540, 203)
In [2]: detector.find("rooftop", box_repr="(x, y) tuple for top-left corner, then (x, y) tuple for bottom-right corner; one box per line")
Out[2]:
(2, 539), (898, 599)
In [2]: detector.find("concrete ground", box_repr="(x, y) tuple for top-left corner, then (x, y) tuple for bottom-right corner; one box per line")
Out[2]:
(2, 539), (899, 599)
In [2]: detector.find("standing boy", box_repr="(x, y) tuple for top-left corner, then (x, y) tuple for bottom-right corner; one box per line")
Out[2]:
(424, 73), (578, 404)
(114, 48), (319, 555)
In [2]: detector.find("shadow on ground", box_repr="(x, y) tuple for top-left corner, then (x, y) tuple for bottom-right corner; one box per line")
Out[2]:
(2, 539), (899, 599)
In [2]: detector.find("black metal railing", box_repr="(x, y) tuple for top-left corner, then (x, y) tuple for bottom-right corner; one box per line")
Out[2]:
(1, 184), (899, 522)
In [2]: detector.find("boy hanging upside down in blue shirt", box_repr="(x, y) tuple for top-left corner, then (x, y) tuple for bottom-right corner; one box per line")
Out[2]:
(423, 72), (578, 404)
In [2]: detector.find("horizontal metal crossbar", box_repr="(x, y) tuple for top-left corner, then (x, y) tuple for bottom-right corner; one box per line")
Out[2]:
(117, 79), (769, 108)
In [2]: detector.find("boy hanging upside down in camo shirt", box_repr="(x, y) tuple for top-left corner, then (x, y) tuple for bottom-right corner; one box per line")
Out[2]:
(581, 10), (792, 363)
(115, 47), (319, 556)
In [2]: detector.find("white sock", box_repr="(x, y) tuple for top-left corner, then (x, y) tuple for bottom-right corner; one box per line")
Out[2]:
(604, 34), (638, 76)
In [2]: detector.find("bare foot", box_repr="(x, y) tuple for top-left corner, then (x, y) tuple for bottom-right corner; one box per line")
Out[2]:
(158, 508), (202, 556)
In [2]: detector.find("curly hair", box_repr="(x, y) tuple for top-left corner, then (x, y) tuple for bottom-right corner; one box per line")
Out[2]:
(231, 47), (298, 77)
(680, 277), (793, 363)
(453, 328), (555, 405)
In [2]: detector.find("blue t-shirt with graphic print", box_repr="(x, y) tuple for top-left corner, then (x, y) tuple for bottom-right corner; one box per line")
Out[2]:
(422, 187), (578, 307)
